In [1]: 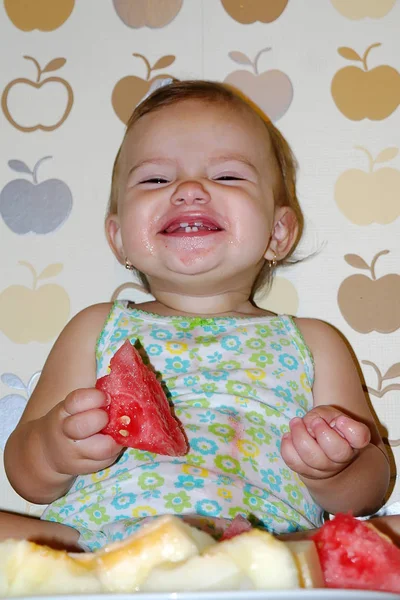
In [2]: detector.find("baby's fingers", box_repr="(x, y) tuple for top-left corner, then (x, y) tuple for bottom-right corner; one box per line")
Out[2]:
(63, 408), (109, 441)
(332, 415), (371, 450)
(63, 388), (109, 416)
(309, 417), (355, 464)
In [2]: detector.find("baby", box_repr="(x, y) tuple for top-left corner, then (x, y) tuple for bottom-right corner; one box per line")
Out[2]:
(3, 80), (398, 551)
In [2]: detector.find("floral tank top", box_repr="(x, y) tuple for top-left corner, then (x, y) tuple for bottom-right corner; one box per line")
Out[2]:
(42, 301), (324, 550)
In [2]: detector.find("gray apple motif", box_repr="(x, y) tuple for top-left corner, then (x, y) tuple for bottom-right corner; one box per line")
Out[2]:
(0, 156), (72, 234)
(0, 371), (41, 450)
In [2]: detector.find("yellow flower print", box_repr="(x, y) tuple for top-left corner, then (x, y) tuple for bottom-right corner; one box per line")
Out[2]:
(245, 368), (266, 381)
(182, 464), (209, 478)
(166, 341), (188, 355)
(300, 372), (311, 393)
(237, 439), (260, 458)
(132, 506), (157, 518)
(217, 488), (232, 500)
(234, 397), (248, 408)
(91, 468), (111, 482)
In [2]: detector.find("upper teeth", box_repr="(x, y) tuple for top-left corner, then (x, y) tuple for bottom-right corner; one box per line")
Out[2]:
(180, 221), (203, 232)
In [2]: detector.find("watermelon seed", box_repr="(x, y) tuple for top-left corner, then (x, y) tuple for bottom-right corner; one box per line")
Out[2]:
(119, 415), (131, 425)
(119, 429), (129, 437)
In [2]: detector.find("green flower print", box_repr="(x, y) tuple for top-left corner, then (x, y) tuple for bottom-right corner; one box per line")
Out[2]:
(245, 411), (266, 426)
(228, 507), (248, 520)
(280, 468), (292, 480)
(164, 491), (192, 514)
(219, 360), (241, 371)
(208, 423), (236, 443)
(201, 382), (218, 397)
(243, 494), (266, 512)
(284, 484), (303, 506)
(214, 454), (242, 475)
(195, 335), (218, 347)
(246, 426), (272, 446)
(288, 380), (299, 391)
(294, 393), (309, 410)
(138, 472), (164, 490)
(87, 504), (110, 526)
(249, 352), (274, 369)
(245, 338), (266, 350)
(226, 380), (253, 397)
(186, 398), (210, 409)
(186, 454), (206, 467)
(43, 509), (63, 523)
(255, 324), (272, 338)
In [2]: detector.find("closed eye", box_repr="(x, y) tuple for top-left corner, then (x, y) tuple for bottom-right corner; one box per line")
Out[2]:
(215, 176), (245, 181)
(139, 177), (169, 184)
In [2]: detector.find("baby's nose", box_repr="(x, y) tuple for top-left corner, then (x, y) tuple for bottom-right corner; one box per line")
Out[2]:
(171, 181), (211, 205)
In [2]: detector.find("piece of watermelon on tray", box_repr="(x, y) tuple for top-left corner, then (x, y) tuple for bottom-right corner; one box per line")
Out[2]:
(96, 339), (188, 456)
(312, 513), (400, 593)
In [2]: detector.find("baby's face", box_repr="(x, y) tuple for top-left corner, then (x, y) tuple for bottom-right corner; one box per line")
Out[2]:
(110, 99), (280, 294)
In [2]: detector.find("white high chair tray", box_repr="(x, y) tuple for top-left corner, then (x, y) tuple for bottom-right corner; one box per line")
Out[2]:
(16, 591), (400, 600)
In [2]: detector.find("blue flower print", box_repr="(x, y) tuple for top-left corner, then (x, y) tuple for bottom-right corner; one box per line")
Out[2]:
(175, 475), (205, 490)
(191, 437), (218, 455)
(221, 335), (241, 352)
(203, 320), (230, 334)
(243, 484), (269, 500)
(110, 329), (130, 345)
(200, 382), (218, 397)
(270, 342), (282, 352)
(195, 499), (222, 517)
(273, 386), (293, 402)
(217, 405), (239, 418)
(260, 469), (282, 493)
(165, 357), (190, 373)
(202, 369), (228, 381)
(199, 410), (216, 423)
(206, 351), (223, 363)
(150, 328), (172, 341)
(278, 354), (299, 371)
(146, 344), (162, 356)
(111, 492), (137, 510)
(184, 375), (200, 387)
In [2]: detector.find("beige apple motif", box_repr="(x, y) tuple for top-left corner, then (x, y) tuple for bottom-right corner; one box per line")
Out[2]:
(362, 359), (400, 399)
(1, 56), (73, 132)
(112, 53), (175, 124)
(255, 276), (299, 316)
(338, 250), (400, 334)
(330, 0), (396, 20)
(335, 146), (400, 225)
(4, 0), (75, 31)
(224, 48), (293, 121)
(221, 0), (288, 24)
(113, 0), (183, 28)
(0, 262), (70, 344)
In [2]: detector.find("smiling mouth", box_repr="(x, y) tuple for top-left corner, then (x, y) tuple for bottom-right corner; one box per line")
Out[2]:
(160, 219), (223, 236)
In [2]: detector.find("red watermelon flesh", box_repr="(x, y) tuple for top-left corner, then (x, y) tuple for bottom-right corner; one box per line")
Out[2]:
(220, 515), (252, 541)
(312, 513), (400, 593)
(96, 340), (188, 456)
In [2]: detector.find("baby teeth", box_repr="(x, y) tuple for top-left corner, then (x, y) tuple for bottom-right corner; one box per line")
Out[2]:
(184, 226), (199, 232)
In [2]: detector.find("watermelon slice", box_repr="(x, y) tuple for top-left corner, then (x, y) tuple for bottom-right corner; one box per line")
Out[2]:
(220, 515), (252, 541)
(312, 513), (400, 593)
(96, 340), (188, 456)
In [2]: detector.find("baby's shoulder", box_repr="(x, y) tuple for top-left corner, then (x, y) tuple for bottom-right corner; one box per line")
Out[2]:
(294, 317), (352, 364)
(59, 302), (114, 344)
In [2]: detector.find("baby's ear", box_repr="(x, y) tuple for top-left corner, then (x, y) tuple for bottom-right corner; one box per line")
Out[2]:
(265, 206), (299, 262)
(106, 214), (124, 264)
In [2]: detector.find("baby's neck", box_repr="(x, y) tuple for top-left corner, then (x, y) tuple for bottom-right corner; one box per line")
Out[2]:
(137, 291), (270, 318)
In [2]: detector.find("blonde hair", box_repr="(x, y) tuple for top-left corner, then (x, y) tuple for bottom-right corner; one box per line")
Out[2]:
(107, 80), (304, 296)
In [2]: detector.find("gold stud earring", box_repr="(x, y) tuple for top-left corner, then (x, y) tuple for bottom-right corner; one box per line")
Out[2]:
(125, 258), (134, 270)
(268, 251), (278, 269)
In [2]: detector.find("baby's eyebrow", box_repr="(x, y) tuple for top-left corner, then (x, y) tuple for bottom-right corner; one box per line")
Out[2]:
(209, 154), (258, 172)
(128, 158), (175, 176)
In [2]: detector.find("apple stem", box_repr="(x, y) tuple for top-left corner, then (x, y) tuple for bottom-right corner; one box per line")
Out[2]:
(370, 249), (390, 280)
(23, 55), (42, 83)
(133, 53), (152, 80)
(32, 156), (52, 185)
(362, 360), (383, 391)
(18, 261), (38, 290)
(354, 146), (374, 173)
(362, 43), (381, 71)
(253, 47), (271, 75)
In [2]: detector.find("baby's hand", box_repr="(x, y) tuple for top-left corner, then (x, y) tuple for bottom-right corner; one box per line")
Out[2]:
(41, 389), (122, 477)
(280, 405), (371, 480)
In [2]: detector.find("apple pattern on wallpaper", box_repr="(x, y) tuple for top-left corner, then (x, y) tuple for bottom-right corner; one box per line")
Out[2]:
(331, 43), (400, 121)
(1, 56), (74, 132)
(0, 371), (40, 450)
(0, 157), (72, 235)
(113, 0), (183, 29)
(224, 47), (293, 122)
(330, 0), (396, 21)
(221, 0), (288, 24)
(0, 262), (70, 344)
(112, 53), (175, 124)
(4, 0), (75, 31)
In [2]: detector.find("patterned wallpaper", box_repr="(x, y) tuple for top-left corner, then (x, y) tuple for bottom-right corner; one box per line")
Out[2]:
(0, 0), (399, 517)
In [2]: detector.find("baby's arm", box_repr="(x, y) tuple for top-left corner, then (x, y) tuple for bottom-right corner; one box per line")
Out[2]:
(281, 319), (390, 517)
(4, 302), (122, 505)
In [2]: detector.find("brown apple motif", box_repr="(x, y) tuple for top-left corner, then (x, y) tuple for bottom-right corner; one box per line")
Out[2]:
(224, 48), (293, 121)
(362, 359), (400, 398)
(4, 0), (75, 31)
(221, 0), (288, 24)
(112, 53), (175, 124)
(338, 250), (400, 333)
(1, 56), (74, 132)
(331, 43), (400, 120)
(113, 0), (183, 28)
(0, 262), (70, 344)
(335, 146), (400, 225)
(330, 0), (396, 20)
